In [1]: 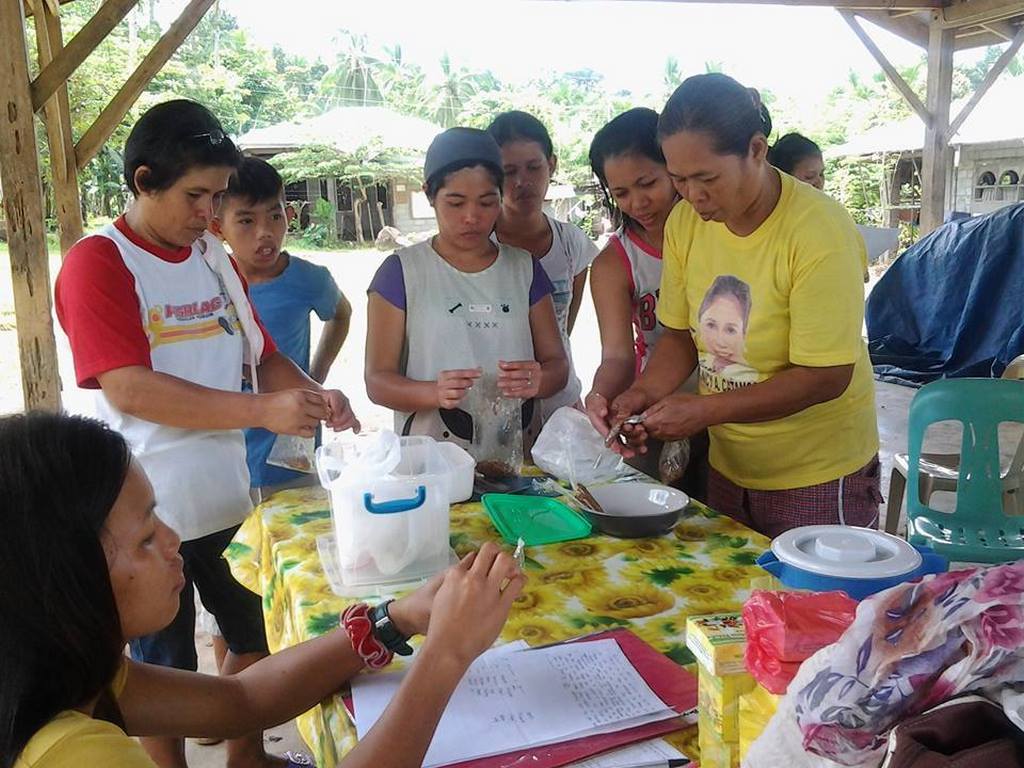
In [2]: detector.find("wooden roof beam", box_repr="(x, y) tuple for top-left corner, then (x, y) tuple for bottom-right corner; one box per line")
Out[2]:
(948, 21), (1024, 138)
(30, 0), (139, 112)
(23, 0), (76, 17)
(841, 10), (932, 124)
(576, 0), (947, 8)
(778, 0), (943, 6)
(941, 0), (1024, 27)
(856, 9), (931, 46)
(981, 18), (1020, 38)
(954, 27), (1015, 46)
(75, 0), (217, 170)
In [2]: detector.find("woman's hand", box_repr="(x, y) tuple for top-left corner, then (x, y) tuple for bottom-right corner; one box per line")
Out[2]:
(497, 360), (542, 400)
(421, 543), (525, 666)
(584, 391), (612, 437)
(387, 571), (445, 637)
(606, 387), (653, 457)
(323, 389), (361, 432)
(258, 389), (328, 436)
(642, 393), (711, 441)
(436, 368), (482, 409)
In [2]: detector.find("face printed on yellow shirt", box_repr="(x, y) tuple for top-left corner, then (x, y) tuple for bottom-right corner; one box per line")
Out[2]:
(696, 275), (760, 390)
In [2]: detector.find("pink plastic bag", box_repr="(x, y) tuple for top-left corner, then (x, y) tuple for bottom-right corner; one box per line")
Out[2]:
(742, 589), (857, 694)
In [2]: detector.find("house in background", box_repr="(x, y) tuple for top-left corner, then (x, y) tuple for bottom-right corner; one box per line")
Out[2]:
(238, 106), (442, 242)
(830, 76), (1024, 226)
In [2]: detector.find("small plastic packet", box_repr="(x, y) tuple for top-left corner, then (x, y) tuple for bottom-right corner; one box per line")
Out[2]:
(267, 433), (316, 474)
(465, 374), (524, 479)
(658, 439), (691, 485)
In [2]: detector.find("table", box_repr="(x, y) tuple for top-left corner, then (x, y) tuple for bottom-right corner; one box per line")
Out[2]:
(226, 487), (770, 767)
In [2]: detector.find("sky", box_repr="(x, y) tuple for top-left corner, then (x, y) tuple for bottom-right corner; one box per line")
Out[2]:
(207, 1), (943, 106)
(152, 0), (998, 130)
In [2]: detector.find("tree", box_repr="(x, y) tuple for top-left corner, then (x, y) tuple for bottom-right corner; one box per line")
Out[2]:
(320, 31), (383, 107)
(962, 46), (1024, 89)
(663, 56), (682, 97)
(23, 0), (319, 224)
(377, 44), (431, 120)
(430, 52), (493, 128)
(270, 142), (421, 244)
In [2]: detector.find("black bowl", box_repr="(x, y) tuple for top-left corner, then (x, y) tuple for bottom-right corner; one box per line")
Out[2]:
(582, 482), (689, 538)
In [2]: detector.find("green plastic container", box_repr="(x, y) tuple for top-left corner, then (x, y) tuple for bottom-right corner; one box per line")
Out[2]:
(482, 493), (592, 546)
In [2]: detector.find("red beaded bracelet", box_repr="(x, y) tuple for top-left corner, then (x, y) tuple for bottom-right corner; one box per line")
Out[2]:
(341, 603), (393, 670)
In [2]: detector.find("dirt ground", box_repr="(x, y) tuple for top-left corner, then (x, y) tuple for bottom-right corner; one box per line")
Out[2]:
(4, 243), (1021, 766)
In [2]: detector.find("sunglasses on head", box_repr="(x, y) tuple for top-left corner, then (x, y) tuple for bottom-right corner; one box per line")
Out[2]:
(190, 129), (227, 146)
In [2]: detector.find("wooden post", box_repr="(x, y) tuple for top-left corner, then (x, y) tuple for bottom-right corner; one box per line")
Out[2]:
(920, 15), (954, 234)
(34, 0), (85, 255)
(75, 0), (216, 169)
(0, 0), (62, 410)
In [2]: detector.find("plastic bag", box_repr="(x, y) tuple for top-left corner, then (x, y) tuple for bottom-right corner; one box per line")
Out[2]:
(532, 406), (629, 485)
(658, 439), (691, 485)
(464, 374), (523, 479)
(267, 433), (316, 474)
(742, 589), (858, 694)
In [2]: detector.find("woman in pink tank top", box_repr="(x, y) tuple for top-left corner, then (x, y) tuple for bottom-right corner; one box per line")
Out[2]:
(584, 108), (679, 435)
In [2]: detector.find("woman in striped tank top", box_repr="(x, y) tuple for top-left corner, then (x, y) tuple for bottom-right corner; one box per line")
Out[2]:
(584, 108), (679, 438)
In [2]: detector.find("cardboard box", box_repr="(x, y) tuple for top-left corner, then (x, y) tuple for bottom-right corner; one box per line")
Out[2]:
(698, 710), (742, 768)
(738, 684), (781, 761)
(698, 666), (755, 741)
(686, 612), (747, 676)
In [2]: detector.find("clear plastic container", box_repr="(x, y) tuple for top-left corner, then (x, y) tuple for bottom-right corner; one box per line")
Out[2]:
(317, 434), (451, 587)
(437, 440), (474, 503)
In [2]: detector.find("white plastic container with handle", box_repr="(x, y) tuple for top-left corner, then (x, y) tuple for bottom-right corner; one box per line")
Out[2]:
(316, 432), (451, 587)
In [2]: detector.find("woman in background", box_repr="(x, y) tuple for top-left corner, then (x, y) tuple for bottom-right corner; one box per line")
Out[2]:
(768, 132), (825, 190)
(488, 111), (598, 422)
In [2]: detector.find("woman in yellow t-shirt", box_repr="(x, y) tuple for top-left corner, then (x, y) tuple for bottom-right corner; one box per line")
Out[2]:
(605, 73), (880, 538)
(1, 412), (524, 768)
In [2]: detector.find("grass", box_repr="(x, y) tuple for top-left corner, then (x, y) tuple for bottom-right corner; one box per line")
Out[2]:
(286, 234), (384, 253)
(0, 232), (62, 255)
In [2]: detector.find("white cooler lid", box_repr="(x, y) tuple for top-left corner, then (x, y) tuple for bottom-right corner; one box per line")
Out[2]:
(770, 525), (922, 579)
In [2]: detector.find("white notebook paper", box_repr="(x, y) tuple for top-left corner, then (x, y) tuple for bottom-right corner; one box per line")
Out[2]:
(352, 638), (677, 768)
(565, 738), (687, 768)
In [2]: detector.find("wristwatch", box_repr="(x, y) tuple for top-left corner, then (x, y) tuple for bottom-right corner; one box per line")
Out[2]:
(368, 599), (414, 656)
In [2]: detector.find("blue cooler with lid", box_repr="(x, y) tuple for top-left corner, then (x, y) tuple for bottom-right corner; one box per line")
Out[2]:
(756, 525), (948, 600)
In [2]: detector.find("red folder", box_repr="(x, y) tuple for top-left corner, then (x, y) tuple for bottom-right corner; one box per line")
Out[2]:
(346, 628), (698, 768)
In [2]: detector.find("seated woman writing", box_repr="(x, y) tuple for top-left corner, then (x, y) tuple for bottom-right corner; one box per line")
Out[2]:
(365, 127), (568, 461)
(0, 411), (524, 768)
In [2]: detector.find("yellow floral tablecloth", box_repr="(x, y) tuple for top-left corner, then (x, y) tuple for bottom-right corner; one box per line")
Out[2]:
(226, 487), (770, 767)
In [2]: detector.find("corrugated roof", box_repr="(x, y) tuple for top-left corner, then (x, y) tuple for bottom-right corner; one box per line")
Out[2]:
(237, 106), (442, 154)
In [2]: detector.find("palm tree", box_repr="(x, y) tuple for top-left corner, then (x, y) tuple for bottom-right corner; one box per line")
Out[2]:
(663, 56), (682, 93)
(320, 31), (383, 108)
(431, 52), (486, 128)
(377, 44), (429, 118)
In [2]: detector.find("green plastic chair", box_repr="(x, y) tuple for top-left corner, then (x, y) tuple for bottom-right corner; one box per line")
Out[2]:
(906, 377), (1024, 564)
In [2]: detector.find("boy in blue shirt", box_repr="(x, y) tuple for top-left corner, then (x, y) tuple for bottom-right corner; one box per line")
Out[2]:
(213, 157), (352, 497)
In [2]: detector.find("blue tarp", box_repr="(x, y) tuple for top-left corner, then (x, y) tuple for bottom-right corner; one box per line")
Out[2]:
(866, 203), (1024, 387)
